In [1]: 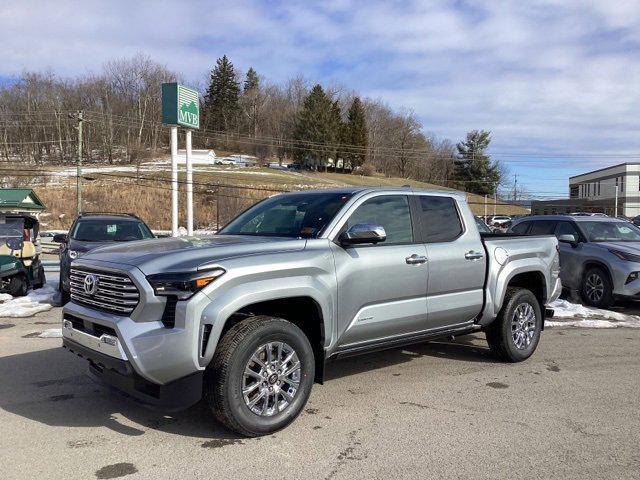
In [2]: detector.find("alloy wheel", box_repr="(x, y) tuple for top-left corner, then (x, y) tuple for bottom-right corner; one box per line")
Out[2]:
(511, 302), (536, 350)
(586, 273), (604, 303)
(242, 342), (301, 417)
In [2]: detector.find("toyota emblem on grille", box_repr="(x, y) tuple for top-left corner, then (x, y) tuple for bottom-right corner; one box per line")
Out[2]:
(83, 274), (99, 295)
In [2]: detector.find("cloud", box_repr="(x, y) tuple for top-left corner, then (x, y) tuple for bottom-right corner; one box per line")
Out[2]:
(1, 0), (640, 193)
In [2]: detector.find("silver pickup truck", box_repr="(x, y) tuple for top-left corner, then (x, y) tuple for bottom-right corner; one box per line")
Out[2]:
(62, 187), (561, 436)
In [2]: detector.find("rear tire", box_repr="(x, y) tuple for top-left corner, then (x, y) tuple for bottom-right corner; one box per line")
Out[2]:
(8, 275), (28, 297)
(486, 287), (542, 362)
(581, 267), (613, 308)
(204, 316), (315, 437)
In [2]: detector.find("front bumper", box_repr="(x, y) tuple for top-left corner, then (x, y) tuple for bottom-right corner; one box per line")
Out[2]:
(63, 336), (203, 410)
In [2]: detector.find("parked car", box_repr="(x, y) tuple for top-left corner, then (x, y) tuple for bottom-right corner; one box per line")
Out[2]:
(62, 188), (561, 436)
(0, 214), (46, 296)
(488, 215), (511, 227)
(55, 213), (154, 304)
(509, 215), (640, 308)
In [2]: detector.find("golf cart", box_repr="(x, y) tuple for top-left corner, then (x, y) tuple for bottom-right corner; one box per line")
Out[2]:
(0, 214), (46, 296)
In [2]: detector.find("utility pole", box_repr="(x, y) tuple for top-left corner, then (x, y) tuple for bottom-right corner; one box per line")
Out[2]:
(484, 194), (488, 218)
(513, 174), (518, 201)
(73, 110), (84, 214)
(494, 191), (497, 215)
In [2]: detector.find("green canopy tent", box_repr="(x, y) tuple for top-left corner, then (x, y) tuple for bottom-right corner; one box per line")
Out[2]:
(0, 189), (46, 213)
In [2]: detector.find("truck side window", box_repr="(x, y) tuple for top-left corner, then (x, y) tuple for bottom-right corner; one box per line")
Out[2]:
(345, 195), (413, 245)
(529, 220), (558, 235)
(418, 196), (463, 243)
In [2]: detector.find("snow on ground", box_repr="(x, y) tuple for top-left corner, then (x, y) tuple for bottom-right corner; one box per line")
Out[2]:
(0, 280), (59, 318)
(38, 328), (62, 338)
(548, 299), (640, 328)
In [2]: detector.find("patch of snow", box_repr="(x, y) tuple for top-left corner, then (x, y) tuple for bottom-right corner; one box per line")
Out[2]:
(547, 299), (640, 328)
(0, 281), (59, 318)
(38, 328), (62, 338)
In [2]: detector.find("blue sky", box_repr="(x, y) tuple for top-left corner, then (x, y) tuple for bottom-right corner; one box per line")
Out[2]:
(2, 0), (640, 198)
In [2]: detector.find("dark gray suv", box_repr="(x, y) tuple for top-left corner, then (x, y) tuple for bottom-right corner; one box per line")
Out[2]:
(509, 215), (640, 307)
(56, 213), (154, 303)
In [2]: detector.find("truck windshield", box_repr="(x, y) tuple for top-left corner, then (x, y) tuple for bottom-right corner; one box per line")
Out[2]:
(581, 221), (640, 242)
(219, 192), (353, 238)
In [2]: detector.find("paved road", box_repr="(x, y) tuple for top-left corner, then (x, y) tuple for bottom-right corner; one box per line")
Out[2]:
(0, 307), (638, 480)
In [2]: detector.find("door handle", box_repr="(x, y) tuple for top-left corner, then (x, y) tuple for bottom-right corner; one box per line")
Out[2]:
(465, 251), (484, 260)
(405, 254), (428, 265)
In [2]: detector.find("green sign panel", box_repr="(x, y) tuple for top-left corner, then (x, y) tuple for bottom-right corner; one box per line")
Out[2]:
(162, 83), (200, 129)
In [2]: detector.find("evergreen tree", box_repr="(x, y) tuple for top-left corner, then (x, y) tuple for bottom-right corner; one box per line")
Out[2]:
(241, 67), (261, 137)
(203, 55), (240, 132)
(344, 97), (368, 170)
(454, 130), (501, 195)
(243, 67), (259, 93)
(293, 84), (339, 170)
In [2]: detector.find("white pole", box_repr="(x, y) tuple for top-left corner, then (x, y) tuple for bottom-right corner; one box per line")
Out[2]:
(494, 192), (497, 215)
(615, 185), (619, 217)
(484, 194), (487, 218)
(171, 126), (179, 237)
(186, 129), (194, 236)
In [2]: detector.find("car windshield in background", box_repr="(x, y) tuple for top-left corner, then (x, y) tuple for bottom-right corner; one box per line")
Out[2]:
(219, 192), (353, 238)
(581, 221), (640, 242)
(71, 220), (154, 242)
(0, 219), (24, 239)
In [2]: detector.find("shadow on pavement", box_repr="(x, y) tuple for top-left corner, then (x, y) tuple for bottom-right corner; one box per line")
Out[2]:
(0, 334), (497, 438)
(0, 346), (239, 440)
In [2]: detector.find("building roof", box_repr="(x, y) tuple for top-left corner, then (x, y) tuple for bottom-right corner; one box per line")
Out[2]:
(0, 189), (45, 211)
(569, 162), (640, 180)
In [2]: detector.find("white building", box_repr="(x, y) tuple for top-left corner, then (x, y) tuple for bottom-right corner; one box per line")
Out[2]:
(531, 162), (640, 217)
(569, 163), (640, 217)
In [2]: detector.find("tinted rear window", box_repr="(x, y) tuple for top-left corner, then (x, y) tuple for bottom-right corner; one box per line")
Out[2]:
(418, 196), (463, 242)
(529, 220), (558, 235)
(511, 221), (530, 234)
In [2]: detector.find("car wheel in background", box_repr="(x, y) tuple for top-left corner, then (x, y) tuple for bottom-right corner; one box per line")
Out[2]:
(8, 274), (28, 297)
(581, 267), (613, 308)
(486, 287), (542, 362)
(204, 316), (315, 437)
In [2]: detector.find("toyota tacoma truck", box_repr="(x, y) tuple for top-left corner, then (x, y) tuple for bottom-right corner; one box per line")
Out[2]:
(61, 188), (561, 436)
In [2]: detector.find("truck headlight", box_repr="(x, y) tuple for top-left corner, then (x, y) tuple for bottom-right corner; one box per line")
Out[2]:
(147, 268), (225, 300)
(609, 249), (640, 263)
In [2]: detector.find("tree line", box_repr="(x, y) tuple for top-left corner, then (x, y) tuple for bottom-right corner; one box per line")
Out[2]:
(0, 53), (502, 195)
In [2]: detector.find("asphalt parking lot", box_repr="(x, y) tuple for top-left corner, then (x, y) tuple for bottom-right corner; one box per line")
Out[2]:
(1, 306), (639, 480)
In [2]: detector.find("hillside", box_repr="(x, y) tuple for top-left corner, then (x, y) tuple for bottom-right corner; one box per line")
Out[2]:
(8, 159), (525, 231)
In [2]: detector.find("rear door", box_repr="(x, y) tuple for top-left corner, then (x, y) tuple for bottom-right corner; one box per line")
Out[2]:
(331, 193), (429, 348)
(415, 195), (486, 329)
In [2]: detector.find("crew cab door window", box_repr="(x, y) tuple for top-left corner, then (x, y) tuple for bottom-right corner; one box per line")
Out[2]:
(416, 196), (463, 243)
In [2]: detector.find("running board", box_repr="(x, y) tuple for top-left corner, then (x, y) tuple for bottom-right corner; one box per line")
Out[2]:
(330, 324), (480, 360)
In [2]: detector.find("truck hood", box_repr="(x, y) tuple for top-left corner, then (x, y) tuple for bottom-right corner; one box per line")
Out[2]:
(76, 235), (307, 274)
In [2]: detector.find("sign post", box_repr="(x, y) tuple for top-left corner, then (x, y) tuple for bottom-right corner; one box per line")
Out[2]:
(162, 83), (200, 236)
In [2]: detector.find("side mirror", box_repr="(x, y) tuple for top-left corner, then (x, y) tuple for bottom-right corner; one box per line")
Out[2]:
(558, 234), (578, 247)
(339, 223), (386, 246)
(53, 233), (67, 243)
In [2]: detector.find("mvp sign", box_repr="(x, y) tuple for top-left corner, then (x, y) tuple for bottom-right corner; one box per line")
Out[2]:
(162, 83), (200, 129)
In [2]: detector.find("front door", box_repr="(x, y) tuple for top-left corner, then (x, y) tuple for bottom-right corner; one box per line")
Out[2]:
(331, 194), (428, 349)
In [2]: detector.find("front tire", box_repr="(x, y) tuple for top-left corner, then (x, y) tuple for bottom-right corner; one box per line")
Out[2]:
(204, 316), (315, 437)
(486, 287), (542, 362)
(581, 267), (613, 308)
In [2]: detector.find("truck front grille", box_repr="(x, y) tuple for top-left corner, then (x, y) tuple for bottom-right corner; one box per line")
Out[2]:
(70, 267), (140, 315)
